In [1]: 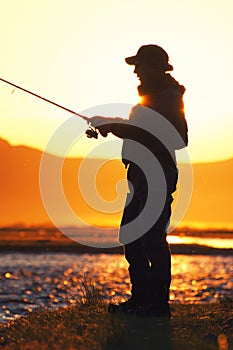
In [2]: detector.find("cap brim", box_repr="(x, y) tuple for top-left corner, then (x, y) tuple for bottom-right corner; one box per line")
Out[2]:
(125, 55), (137, 65)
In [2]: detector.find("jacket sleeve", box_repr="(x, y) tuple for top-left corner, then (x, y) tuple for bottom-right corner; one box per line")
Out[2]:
(104, 117), (136, 139)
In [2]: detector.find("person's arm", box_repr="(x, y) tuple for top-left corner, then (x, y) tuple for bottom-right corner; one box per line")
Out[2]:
(89, 116), (135, 139)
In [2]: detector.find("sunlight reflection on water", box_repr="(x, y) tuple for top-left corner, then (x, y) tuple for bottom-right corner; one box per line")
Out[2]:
(0, 253), (232, 324)
(167, 235), (233, 249)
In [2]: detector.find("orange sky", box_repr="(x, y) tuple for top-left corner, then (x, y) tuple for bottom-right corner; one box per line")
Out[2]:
(0, 0), (233, 163)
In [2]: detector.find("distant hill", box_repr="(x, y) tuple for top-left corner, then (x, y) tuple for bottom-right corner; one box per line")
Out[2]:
(0, 138), (126, 228)
(0, 138), (232, 229)
(0, 138), (50, 226)
(182, 158), (233, 228)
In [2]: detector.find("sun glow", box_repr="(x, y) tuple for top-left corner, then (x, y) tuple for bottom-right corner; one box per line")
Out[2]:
(0, 0), (233, 162)
(0, 1), (233, 229)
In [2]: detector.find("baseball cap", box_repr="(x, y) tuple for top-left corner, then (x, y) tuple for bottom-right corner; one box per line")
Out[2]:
(125, 45), (173, 71)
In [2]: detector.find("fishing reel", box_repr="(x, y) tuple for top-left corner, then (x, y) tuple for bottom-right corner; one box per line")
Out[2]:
(85, 125), (99, 139)
(85, 124), (108, 138)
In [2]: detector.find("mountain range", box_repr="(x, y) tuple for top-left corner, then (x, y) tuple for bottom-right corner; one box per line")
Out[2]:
(0, 138), (232, 229)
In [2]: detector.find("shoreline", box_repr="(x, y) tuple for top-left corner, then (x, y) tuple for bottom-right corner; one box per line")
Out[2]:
(0, 242), (232, 255)
(0, 227), (232, 255)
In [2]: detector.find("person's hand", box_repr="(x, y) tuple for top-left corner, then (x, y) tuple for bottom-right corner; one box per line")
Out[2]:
(88, 116), (110, 137)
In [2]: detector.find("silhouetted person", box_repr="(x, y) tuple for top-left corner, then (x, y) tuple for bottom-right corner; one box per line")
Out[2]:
(89, 45), (188, 317)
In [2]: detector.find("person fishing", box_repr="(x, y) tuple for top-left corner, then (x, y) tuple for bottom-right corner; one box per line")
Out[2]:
(0, 44), (188, 317)
(89, 44), (188, 317)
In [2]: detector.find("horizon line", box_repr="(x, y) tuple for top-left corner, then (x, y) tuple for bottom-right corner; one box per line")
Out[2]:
(1, 137), (233, 164)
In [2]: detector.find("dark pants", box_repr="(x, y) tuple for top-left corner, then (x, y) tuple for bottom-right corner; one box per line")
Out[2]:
(120, 163), (177, 306)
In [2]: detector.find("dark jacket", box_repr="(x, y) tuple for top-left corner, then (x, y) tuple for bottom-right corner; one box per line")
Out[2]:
(107, 76), (187, 167)
(98, 74), (188, 182)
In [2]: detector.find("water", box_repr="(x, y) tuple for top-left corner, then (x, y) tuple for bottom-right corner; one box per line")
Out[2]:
(167, 235), (233, 249)
(0, 253), (233, 324)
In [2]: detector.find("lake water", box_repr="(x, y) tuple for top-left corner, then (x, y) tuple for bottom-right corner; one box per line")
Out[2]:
(0, 252), (233, 324)
(167, 234), (233, 249)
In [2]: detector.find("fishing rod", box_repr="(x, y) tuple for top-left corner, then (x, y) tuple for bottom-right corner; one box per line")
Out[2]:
(0, 77), (98, 138)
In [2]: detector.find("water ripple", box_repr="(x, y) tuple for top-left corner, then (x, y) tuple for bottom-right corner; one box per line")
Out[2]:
(0, 253), (232, 324)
